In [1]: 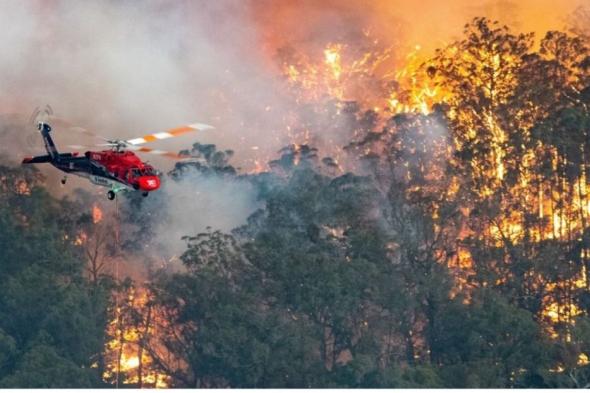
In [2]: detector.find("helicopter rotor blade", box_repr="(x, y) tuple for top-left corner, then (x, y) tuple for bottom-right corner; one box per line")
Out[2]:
(67, 144), (105, 150)
(47, 116), (112, 142)
(126, 145), (191, 159)
(125, 122), (214, 146)
(67, 144), (190, 160)
(17, 112), (214, 147)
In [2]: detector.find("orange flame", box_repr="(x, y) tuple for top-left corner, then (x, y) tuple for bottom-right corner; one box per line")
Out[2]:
(92, 203), (103, 224)
(103, 288), (170, 388)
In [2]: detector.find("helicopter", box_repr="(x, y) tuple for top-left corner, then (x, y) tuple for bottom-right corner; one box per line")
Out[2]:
(22, 120), (213, 200)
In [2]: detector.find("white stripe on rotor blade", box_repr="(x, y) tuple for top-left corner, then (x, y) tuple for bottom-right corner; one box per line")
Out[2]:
(127, 138), (147, 145)
(153, 132), (173, 139)
(188, 123), (214, 130)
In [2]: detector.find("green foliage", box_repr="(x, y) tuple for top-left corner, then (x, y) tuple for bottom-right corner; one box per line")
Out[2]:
(151, 230), (324, 387)
(0, 165), (109, 387)
(175, 143), (237, 177)
(435, 290), (551, 387)
(0, 343), (93, 388)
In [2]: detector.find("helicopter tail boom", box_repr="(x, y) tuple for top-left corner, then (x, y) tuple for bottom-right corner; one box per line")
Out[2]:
(38, 122), (60, 161)
(22, 154), (52, 164)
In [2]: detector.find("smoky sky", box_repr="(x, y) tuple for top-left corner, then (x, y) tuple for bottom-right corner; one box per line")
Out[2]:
(0, 0), (585, 254)
(0, 1), (293, 170)
(0, 0), (584, 167)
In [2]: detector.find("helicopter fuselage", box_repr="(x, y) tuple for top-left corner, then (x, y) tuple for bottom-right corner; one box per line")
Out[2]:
(22, 123), (160, 198)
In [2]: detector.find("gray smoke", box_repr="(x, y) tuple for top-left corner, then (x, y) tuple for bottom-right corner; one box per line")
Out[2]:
(150, 171), (260, 256)
(0, 1), (296, 168)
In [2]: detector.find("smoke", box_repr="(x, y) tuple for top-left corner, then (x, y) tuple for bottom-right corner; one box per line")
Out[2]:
(1, 1), (583, 163)
(132, 171), (260, 256)
(0, 1), (298, 168)
(0, 0), (295, 239)
(0, 0), (585, 161)
(0, 0), (586, 256)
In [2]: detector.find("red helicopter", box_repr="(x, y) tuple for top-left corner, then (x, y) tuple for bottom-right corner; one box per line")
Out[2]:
(22, 120), (213, 200)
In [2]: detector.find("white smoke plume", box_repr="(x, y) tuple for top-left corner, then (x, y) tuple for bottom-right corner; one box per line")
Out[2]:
(147, 172), (260, 256)
(0, 1), (295, 168)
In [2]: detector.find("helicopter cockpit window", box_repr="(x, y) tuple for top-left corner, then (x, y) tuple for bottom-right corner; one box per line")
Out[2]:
(130, 168), (141, 177)
(143, 167), (156, 176)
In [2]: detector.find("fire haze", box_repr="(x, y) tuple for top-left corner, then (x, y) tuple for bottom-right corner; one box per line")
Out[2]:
(252, 0), (585, 61)
(0, 0), (585, 168)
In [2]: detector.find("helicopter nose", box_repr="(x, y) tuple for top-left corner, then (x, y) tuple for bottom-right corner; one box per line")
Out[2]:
(138, 176), (160, 191)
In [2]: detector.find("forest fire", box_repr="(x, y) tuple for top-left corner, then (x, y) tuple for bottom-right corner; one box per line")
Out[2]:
(61, 8), (590, 387)
(279, 37), (443, 115)
(3, 0), (590, 389)
(270, 7), (590, 350)
(103, 286), (169, 388)
(92, 203), (103, 224)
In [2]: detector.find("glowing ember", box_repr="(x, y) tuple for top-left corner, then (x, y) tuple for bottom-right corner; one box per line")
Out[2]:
(92, 203), (103, 224)
(120, 354), (140, 370)
(74, 232), (87, 246)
